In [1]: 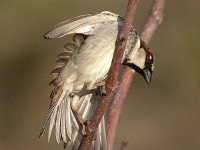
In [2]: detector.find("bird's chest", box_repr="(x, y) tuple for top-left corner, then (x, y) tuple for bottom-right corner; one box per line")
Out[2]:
(73, 35), (116, 82)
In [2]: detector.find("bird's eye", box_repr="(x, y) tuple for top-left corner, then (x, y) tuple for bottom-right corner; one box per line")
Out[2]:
(149, 55), (153, 60)
(146, 55), (153, 64)
(145, 55), (154, 72)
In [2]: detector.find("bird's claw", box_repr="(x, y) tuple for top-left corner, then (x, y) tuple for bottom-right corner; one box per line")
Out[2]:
(94, 81), (107, 95)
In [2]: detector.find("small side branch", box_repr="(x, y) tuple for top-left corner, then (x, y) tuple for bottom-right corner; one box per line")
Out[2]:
(106, 0), (166, 150)
(78, 0), (140, 149)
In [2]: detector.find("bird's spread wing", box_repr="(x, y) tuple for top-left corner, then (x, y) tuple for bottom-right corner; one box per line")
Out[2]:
(43, 11), (120, 39)
(39, 34), (85, 140)
(49, 34), (85, 99)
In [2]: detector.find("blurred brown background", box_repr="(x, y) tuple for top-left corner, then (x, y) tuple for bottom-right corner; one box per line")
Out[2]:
(0, 0), (200, 150)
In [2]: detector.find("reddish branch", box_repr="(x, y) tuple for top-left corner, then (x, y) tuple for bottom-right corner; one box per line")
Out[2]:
(79, 0), (139, 149)
(140, 0), (165, 43)
(106, 0), (165, 150)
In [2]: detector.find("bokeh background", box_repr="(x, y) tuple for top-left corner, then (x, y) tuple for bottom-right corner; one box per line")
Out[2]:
(1, 0), (200, 150)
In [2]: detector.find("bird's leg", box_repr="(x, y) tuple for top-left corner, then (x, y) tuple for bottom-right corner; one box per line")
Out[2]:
(94, 81), (107, 95)
(70, 95), (89, 136)
(71, 108), (89, 136)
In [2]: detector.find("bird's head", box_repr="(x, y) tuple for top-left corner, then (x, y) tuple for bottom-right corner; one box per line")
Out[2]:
(122, 37), (154, 84)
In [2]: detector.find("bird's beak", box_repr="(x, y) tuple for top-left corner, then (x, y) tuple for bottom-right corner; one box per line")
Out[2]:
(143, 69), (152, 84)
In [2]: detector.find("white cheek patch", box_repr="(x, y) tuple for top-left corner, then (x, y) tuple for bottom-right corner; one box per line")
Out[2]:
(129, 47), (146, 69)
(122, 37), (146, 70)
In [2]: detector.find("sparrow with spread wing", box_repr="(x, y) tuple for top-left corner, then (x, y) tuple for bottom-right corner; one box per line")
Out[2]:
(39, 11), (154, 149)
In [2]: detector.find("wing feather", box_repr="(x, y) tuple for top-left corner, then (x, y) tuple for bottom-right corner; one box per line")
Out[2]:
(44, 11), (119, 39)
(61, 99), (67, 142)
(55, 102), (62, 143)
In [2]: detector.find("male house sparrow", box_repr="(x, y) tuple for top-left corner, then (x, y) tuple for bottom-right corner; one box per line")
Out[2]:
(39, 11), (154, 149)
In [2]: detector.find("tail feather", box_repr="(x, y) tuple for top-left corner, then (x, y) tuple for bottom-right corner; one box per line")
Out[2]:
(40, 86), (107, 149)
(100, 116), (107, 150)
(66, 98), (73, 140)
(61, 99), (67, 143)
(38, 107), (55, 138)
(79, 95), (92, 119)
(92, 116), (107, 150)
(48, 106), (57, 141)
(48, 89), (68, 141)
(55, 104), (62, 143)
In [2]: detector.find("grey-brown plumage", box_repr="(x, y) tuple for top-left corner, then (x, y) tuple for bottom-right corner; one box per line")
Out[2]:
(39, 11), (154, 149)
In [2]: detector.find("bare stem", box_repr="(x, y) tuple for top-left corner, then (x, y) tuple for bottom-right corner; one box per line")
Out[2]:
(106, 0), (166, 150)
(140, 0), (165, 42)
(78, 0), (140, 149)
